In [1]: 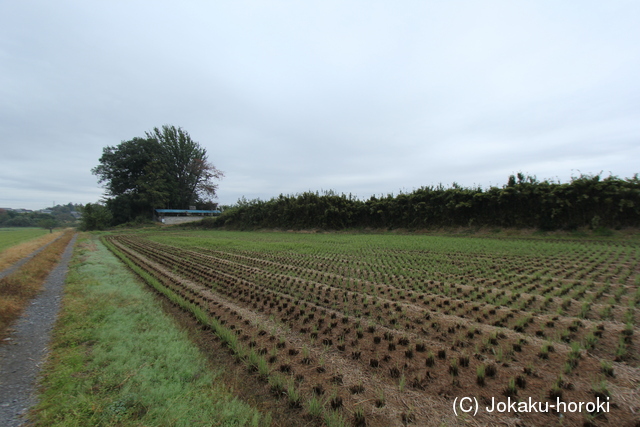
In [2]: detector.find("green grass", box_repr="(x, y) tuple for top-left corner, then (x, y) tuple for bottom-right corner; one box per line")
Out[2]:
(32, 234), (269, 427)
(0, 227), (49, 253)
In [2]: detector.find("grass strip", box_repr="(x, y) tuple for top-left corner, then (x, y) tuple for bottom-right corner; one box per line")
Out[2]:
(32, 234), (269, 427)
(0, 227), (50, 253)
(0, 229), (74, 337)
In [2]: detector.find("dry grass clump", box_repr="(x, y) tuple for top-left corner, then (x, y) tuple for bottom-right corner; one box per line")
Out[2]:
(0, 230), (74, 338)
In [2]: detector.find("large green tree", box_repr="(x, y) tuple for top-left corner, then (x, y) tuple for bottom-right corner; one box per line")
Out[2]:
(146, 125), (223, 208)
(92, 137), (159, 199)
(92, 125), (223, 224)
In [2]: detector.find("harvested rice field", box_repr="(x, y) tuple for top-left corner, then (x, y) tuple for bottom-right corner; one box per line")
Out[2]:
(104, 230), (640, 426)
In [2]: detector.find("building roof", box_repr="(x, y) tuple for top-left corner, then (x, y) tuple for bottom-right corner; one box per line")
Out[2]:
(155, 209), (221, 214)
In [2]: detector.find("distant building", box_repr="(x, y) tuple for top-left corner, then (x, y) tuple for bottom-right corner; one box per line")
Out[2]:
(155, 209), (221, 225)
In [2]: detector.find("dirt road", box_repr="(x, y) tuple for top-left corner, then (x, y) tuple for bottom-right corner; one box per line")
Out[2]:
(0, 234), (76, 426)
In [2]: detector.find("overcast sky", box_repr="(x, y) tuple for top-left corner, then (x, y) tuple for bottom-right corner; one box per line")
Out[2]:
(1, 1), (639, 210)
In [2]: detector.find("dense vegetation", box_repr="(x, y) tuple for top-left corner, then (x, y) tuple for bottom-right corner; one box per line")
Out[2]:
(213, 173), (640, 231)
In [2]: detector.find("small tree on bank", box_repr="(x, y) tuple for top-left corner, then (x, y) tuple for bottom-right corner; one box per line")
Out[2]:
(38, 218), (58, 233)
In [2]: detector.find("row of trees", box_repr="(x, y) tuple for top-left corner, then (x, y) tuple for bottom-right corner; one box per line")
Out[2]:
(0, 204), (81, 228)
(213, 173), (640, 231)
(92, 125), (223, 225)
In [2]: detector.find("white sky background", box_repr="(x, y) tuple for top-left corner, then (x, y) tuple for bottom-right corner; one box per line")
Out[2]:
(1, 1), (639, 210)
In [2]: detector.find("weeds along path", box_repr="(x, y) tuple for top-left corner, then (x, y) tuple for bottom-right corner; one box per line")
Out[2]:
(105, 233), (640, 427)
(0, 231), (76, 339)
(0, 233), (76, 427)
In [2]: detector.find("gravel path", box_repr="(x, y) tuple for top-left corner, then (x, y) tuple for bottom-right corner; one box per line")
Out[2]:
(0, 234), (77, 427)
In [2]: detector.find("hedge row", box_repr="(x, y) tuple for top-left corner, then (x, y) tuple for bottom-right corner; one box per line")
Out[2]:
(211, 174), (640, 231)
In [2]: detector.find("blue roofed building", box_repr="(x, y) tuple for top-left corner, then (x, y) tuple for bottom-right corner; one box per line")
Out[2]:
(155, 208), (221, 225)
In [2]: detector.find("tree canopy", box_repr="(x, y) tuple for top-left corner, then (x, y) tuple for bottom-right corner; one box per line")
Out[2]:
(92, 125), (223, 224)
(79, 203), (112, 231)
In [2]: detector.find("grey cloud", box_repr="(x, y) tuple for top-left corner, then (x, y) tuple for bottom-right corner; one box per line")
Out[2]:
(1, 1), (639, 209)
